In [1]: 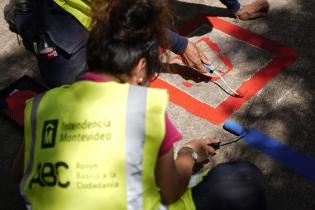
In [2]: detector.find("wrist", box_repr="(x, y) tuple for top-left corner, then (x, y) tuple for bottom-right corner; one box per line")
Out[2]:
(167, 29), (188, 55)
(234, 5), (244, 19)
(178, 146), (198, 163)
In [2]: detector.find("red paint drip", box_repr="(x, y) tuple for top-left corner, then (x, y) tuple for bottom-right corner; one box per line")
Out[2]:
(182, 81), (193, 87)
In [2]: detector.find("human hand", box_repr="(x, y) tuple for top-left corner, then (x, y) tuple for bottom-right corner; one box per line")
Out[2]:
(236, 0), (270, 20)
(180, 41), (211, 74)
(182, 138), (220, 163)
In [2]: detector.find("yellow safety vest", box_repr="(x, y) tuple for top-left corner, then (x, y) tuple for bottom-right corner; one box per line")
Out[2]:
(21, 81), (195, 210)
(52, 0), (93, 30)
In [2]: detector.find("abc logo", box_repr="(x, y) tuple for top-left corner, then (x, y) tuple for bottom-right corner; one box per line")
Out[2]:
(29, 161), (70, 189)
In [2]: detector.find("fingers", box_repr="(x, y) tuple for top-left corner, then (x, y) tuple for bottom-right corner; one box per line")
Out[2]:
(195, 62), (207, 74)
(199, 48), (211, 65)
(196, 143), (215, 162)
(207, 146), (216, 156)
(191, 44), (207, 73)
(199, 139), (219, 160)
(236, 0), (270, 20)
(202, 138), (219, 156)
(183, 138), (220, 163)
(203, 138), (220, 146)
(202, 139), (217, 154)
(182, 41), (208, 73)
(180, 54), (192, 67)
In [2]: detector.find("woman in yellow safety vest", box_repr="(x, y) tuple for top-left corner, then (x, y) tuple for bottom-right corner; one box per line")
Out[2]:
(12, 0), (266, 210)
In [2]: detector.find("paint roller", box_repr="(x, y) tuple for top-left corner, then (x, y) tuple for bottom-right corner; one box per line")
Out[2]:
(193, 119), (248, 174)
(209, 119), (247, 149)
(206, 119), (315, 180)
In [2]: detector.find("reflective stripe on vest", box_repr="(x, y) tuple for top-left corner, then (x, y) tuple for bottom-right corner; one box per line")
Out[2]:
(125, 86), (146, 209)
(21, 81), (173, 210)
(52, 0), (93, 30)
(20, 93), (44, 206)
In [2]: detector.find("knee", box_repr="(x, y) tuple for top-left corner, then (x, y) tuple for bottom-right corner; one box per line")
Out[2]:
(195, 161), (267, 210)
(38, 48), (87, 87)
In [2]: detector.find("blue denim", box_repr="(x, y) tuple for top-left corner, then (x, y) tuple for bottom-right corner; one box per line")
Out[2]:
(15, 0), (192, 87)
(16, 0), (88, 87)
(192, 161), (266, 210)
(167, 29), (188, 55)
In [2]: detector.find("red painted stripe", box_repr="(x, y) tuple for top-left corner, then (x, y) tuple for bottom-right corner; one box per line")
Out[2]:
(208, 17), (299, 59)
(197, 37), (233, 80)
(151, 16), (300, 124)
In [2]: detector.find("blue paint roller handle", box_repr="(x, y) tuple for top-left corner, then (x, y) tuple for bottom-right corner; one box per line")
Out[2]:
(223, 119), (246, 136)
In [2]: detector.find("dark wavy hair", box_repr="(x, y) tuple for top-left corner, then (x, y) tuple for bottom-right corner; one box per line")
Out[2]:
(87, 0), (171, 82)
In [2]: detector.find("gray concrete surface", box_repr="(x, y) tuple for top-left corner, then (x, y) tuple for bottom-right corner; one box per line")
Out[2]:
(1, 0), (315, 209)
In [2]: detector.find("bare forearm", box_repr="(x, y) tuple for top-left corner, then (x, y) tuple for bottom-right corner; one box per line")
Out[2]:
(156, 149), (194, 205)
(168, 152), (194, 202)
(156, 138), (217, 205)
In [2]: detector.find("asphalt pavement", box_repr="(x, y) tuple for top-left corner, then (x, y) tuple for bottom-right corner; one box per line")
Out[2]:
(0, 0), (314, 209)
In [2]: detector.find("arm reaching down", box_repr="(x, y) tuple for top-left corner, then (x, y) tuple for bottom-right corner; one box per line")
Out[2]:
(155, 138), (219, 205)
(167, 30), (211, 73)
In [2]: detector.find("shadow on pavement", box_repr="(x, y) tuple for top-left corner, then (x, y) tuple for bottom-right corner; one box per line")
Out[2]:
(1, 0), (315, 210)
(169, 1), (315, 210)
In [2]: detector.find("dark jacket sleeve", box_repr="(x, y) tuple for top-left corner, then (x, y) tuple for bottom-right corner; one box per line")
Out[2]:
(166, 29), (188, 55)
(220, 0), (241, 14)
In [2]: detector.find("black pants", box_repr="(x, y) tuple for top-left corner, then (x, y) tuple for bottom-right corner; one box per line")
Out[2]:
(16, 0), (88, 87)
(192, 161), (267, 210)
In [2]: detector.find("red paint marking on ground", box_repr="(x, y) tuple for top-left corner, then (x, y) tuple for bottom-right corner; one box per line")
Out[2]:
(151, 16), (300, 124)
(236, 88), (248, 98)
(197, 37), (233, 80)
(182, 81), (193, 87)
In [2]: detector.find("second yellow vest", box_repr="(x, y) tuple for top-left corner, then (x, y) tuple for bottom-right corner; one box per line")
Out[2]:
(52, 0), (93, 30)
